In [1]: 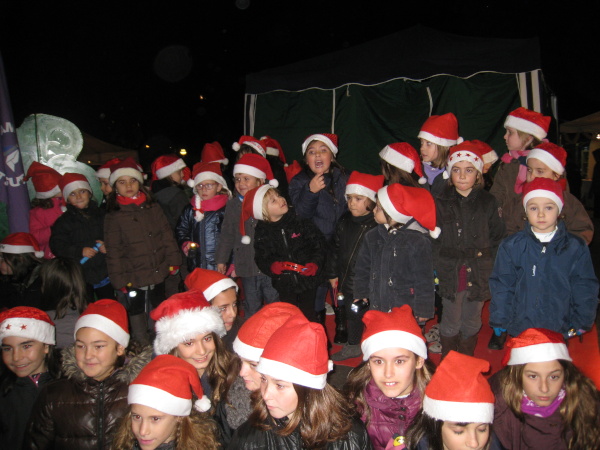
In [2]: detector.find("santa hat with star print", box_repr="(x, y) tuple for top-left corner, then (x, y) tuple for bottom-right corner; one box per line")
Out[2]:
(0, 306), (56, 345)
(128, 354), (211, 414)
(25, 161), (62, 199)
(74, 299), (130, 348)
(232, 135), (267, 158)
(504, 107), (551, 141)
(234, 153), (279, 188)
(379, 142), (427, 184)
(150, 290), (226, 355)
(233, 302), (303, 362)
(522, 177), (564, 213)
(187, 161), (231, 197)
(444, 140), (485, 179)
(201, 141), (228, 166)
(361, 305), (427, 360)
(151, 154), (187, 181)
(301, 133), (339, 156)
(257, 314), (333, 389)
(418, 113), (463, 148)
(108, 157), (145, 186)
(0, 232), (44, 258)
(260, 136), (288, 166)
(423, 351), (494, 423)
(184, 268), (238, 302)
(240, 184), (272, 244)
(377, 184), (441, 238)
(502, 328), (571, 367)
(526, 142), (567, 176)
(59, 172), (92, 200)
(96, 158), (122, 180)
(345, 171), (385, 202)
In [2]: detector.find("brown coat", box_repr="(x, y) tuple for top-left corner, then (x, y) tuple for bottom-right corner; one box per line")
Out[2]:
(490, 159), (521, 211)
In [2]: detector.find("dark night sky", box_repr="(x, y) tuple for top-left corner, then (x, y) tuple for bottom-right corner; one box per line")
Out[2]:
(2, 1), (599, 159)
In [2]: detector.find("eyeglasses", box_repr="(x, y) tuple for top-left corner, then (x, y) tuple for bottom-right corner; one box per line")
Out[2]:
(197, 183), (217, 191)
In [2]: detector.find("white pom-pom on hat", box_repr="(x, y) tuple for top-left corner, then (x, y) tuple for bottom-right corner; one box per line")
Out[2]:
(418, 176), (427, 185)
(194, 395), (212, 413)
(241, 235), (251, 245)
(232, 142), (241, 151)
(429, 226), (441, 239)
(269, 179), (279, 188)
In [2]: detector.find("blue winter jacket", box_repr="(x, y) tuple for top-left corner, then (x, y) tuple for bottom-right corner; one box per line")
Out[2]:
(489, 221), (598, 337)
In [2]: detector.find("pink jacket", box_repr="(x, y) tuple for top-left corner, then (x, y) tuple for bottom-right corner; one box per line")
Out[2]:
(29, 197), (64, 259)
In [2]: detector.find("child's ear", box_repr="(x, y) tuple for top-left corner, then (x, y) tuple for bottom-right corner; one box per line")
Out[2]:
(116, 344), (126, 357)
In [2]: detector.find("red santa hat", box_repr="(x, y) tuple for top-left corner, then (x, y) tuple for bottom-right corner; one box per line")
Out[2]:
(0, 306), (56, 345)
(502, 328), (571, 366)
(128, 354), (211, 414)
(184, 268), (238, 302)
(187, 161), (230, 194)
(379, 142), (427, 184)
(109, 157), (145, 186)
(150, 290), (226, 355)
(74, 299), (130, 348)
(201, 141), (228, 166)
(301, 133), (339, 156)
(445, 140), (485, 179)
(25, 161), (62, 199)
(232, 135), (267, 158)
(526, 142), (567, 176)
(471, 140), (498, 166)
(233, 153), (278, 188)
(522, 177), (564, 213)
(96, 158), (122, 180)
(233, 303), (303, 362)
(60, 172), (92, 200)
(345, 171), (385, 202)
(0, 232), (44, 258)
(284, 160), (302, 183)
(240, 184), (272, 244)
(377, 184), (441, 238)
(260, 136), (288, 166)
(417, 113), (463, 147)
(151, 154), (187, 181)
(257, 314), (333, 389)
(423, 351), (494, 423)
(361, 305), (427, 360)
(504, 107), (551, 141)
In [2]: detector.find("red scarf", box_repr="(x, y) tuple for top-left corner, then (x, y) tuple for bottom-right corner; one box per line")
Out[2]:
(117, 191), (147, 206)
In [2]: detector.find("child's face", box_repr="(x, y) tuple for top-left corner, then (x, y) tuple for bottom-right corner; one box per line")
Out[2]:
(346, 194), (370, 217)
(195, 178), (222, 201)
(526, 158), (560, 183)
(451, 160), (478, 197)
(239, 358), (261, 392)
(75, 327), (125, 381)
(504, 126), (532, 152)
(130, 403), (179, 449)
(234, 173), (262, 197)
(67, 188), (92, 209)
(419, 139), (439, 163)
(1, 336), (49, 378)
(99, 178), (112, 197)
(525, 197), (560, 233)
(260, 373), (298, 419)
(115, 175), (141, 198)
(305, 140), (333, 175)
(211, 288), (238, 331)
(169, 169), (184, 185)
(373, 200), (387, 225)
(441, 422), (490, 450)
(175, 332), (215, 377)
(368, 347), (423, 398)
(522, 360), (564, 407)
(266, 191), (288, 222)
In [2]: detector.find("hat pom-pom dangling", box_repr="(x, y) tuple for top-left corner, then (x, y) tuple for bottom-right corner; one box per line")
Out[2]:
(241, 235), (251, 245)
(268, 179), (279, 188)
(418, 176), (427, 185)
(429, 226), (441, 239)
(187, 179), (195, 188)
(60, 205), (67, 212)
(457, 136), (464, 145)
(194, 395), (211, 413)
(442, 171), (449, 179)
(232, 142), (241, 151)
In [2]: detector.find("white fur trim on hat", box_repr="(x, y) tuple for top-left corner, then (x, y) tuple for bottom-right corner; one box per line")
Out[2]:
(35, 185), (61, 199)
(361, 329), (428, 361)
(377, 187), (412, 225)
(266, 146), (279, 157)
(190, 171), (229, 194)
(233, 163), (266, 181)
(257, 357), (329, 389)
(482, 150), (499, 165)
(128, 384), (193, 416)
(109, 168), (144, 186)
(253, 185), (271, 220)
(523, 189), (564, 213)
(234, 141), (266, 157)
(345, 184), (377, 202)
(504, 115), (547, 141)
(204, 278), (238, 302)
(96, 168), (111, 180)
(301, 134), (338, 156)
(379, 145), (415, 172)
(153, 307), (226, 355)
(233, 336), (263, 362)
(62, 180), (92, 200)
(155, 158), (186, 180)
(527, 149), (565, 175)
(506, 342), (571, 365)
(0, 317), (55, 345)
(423, 395), (494, 423)
(75, 314), (130, 348)
(447, 150), (484, 174)
(0, 243), (44, 258)
(417, 131), (460, 148)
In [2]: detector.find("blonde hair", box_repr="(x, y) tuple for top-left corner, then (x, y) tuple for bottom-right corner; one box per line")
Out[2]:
(427, 143), (450, 169)
(516, 130), (542, 150)
(261, 188), (282, 222)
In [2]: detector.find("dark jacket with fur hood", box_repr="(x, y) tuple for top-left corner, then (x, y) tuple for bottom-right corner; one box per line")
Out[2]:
(23, 344), (151, 450)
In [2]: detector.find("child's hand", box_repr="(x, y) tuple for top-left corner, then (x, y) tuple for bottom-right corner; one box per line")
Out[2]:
(302, 263), (318, 276)
(82, 247), (98, 258)
(329, 278), (338, 289)
(96, 240), (106, 254)
(270, 261), (285, 275)
(217, 264), (227, 275)
(309, 174), (326, 193)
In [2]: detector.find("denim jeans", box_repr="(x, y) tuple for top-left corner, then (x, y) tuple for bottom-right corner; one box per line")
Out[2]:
(242, 274), (280, 318)
(440, 290), (484, 338)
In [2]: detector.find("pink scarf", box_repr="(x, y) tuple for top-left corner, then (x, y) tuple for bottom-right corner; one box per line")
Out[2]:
(501, 150), (530, 194)
(521, 388), (565, 418)
(191, 194), (228, 222)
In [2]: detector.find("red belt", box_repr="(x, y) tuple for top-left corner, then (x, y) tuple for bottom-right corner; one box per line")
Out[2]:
(282, 262), (307, 273)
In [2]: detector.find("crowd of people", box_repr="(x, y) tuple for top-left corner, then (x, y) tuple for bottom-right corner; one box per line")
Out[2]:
(1, 106), (599, 449)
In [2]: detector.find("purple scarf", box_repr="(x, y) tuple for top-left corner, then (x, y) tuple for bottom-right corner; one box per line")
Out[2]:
(521, 388), (565, 418)
(422, 162), (444, 185)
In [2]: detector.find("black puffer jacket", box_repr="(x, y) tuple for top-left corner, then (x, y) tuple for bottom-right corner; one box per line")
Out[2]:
(23, 345), (151, 450)
(253, 211), (327, 294)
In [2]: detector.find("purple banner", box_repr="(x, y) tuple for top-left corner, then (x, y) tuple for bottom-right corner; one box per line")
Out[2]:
(0, 52), (29, 235)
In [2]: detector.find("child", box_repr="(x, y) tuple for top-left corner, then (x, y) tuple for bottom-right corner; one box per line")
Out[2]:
(434, 141), (505, 358)
(25, 161), (64, 259)
(150, 154), (191, 231)
(0, 232), (44, 309)
(501, 141), (594, 244)
(379, 141), (427, 187)
(24, 299), (151, 449)
(406, 351), (500, 450)
(329, 171), (383, 360)
(104, 157), (181, 345)
(50, 172), (113, 301)
(344, 305), (432, 450)
(490, 328), (600, 449)
(488, 178), (598, 348)
(177, 162), (231, 273)
(111, 354), (220, 450)
(0, 307), (59, 449)
(95, 157), (121, 209)
(246, 185), (327, 322)
(229, 314), (371, 449)
(489, 107), (551, 210)
(417, 113), (462, 198)
(353, 183), (439, 322)
(215, 153), (280, 318)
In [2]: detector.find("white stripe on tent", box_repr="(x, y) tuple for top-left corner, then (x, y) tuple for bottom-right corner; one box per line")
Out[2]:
(531, 69), (541, 112)
(426, 87), (433, 116)
(331, 90), (336, 133)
